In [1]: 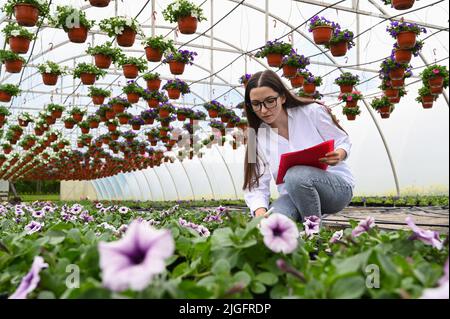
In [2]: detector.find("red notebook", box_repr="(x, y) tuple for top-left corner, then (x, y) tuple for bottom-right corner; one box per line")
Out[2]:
(276, 140), (335, 185)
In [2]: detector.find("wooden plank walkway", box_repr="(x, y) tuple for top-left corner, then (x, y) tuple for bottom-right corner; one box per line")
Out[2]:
(322, 206), (449, 233)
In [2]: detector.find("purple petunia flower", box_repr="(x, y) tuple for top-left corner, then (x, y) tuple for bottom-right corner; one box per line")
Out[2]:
(24, 221), (43, 235)
(80, 211), (94, 223)
(329, 230), (344, 244)
(406, 216), (443, 250)
(96, 203), (104, 209)
(98, 220), (175, 292)
(118, 207), (130, 214)
(260, 214), (299, 254)
(32, 210), (45, 219)
(303, 216), (321, 237)
(9, 256), (48, 299)
(352, 217), (376, 237)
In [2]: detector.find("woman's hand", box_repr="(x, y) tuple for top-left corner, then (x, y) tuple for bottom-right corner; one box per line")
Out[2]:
(319, 149), (347, 166)
(254, 207), (267, 218)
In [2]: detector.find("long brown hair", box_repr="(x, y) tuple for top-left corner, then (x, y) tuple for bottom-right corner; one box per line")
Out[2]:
(243, 70), (348, 191)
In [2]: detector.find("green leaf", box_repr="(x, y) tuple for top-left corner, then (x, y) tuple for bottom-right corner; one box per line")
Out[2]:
(333, 249), (372, 275)
(329, 275), (366, 299)
(0, 240), (10, 254)
(46, 230), (66, 245)
(212, 259), (230, 276)
(211, 228), (234, 251)
(37, 291), (56, 299)
(250, 281), (266, 294)
(255, 272), (279, 286)
(172, 262), (189, 278)
(233, 271), (252, 287)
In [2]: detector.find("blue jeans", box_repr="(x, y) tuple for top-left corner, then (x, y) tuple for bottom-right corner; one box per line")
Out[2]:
(270, 165), (354, 221)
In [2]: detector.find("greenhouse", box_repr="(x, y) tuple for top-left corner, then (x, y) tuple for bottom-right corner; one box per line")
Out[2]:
(0, 0), (449, 303)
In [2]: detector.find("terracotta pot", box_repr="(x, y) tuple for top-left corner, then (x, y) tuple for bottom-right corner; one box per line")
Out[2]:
(89, 121), (100, 129)
(330, 41), (348, 57)
(145, 47), (163, 62)
(159, 109), (170, 118)
(118, 117), (129, 125)
(0, 91), (12, 102)
(178, 16), (198, 35)
(116, 28), (136, 47)
(392, 0), (415, 10)
(266, 53), (283, 68)
(208, 110), (219, 118)
(282, 65), (298, 78)
(391, 78), (405, 88)
(177, 114), (187, 121)
(132, 124), (141, 131)
(92, 95), (105, 105)
(72, 113), (83, 122)
(127, 92), (140, 104)
(0, 114), (6, 122)
(147, 99), (160, 108)
(290, 76), (304, 88)
(389, 96), (401, 104)
(303, 83), (316, 95)
(146, 79), (162, 91)
(51, 110), (62, 119)
(339, 84), (353, 94)
(94, 54), (112, 69)
(65, 122), (75, 129)
(108, 124), (117, 132)
(169, 61), (186, 75)
(167, 88), (181, 100)
(394, 49), (413, 64)
(431, 86), (443, 95)
(144, 118), (155, 125)
(389, 67), (405, 80)
(14, 4), (39, 27)
(105, 110), (115, 120)
(123, 64), (139, 79)
(422, 96), (434, 108)
(311, 26), (334, 45)
(68, 26), (88, 43)
(112, 103), (125, 114)
(80, 73), (96, 85)
(5, 59), (23, 73)
(379, 106), (392, 114)
(346, 114), (357, 121)
(346, 100), (358, 108)
(396, 31), (416, 50)
(384, 88), (399, 98)
(89, 0), (111, 7)
(81, 127), (90, 134)
(380, 113), (391, 119)
(41, 73), (58, 86)
(9, 36), (31, 54)
(429, 76), (444, 88)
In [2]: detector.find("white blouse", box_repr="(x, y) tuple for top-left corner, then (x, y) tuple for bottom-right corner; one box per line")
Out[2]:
(244, 102), (356, 213)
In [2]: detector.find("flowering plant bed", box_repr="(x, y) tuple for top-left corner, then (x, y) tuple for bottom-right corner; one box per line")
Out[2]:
(0, 201), (447, 299)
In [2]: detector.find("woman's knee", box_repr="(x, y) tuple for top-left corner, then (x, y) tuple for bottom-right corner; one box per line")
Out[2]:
(283, 165), (317, 189)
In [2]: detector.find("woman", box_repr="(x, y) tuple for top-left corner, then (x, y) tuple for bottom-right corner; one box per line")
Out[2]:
(243, 70), (355, 221)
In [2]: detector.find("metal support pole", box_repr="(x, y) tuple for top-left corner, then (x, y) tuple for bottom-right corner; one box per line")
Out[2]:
(265, 0), (269, 43)
(210, 0), (215, 101)
(151, 0), (156, 37)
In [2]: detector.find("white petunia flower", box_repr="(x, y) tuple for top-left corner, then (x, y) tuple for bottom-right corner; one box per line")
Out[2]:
(10, 30), (21, 37)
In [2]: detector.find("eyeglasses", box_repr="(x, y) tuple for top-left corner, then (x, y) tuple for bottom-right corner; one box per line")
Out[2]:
(250, 95), (280, 113)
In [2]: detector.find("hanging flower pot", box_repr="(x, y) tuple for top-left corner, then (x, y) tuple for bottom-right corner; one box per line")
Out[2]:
(346, 100), (358, 108)
(282, 65), (298, 78)
(9, 36), (31, 54)
(303, 83), (316, 95)
(428, 76), (444, 88)
(146, 79), (162, 91)
(41, 73), (58, 86)
(392, 0), (415, 10)
(169, 61), (186, 75)
(64, 121), (75, 129)
(147, 99), (160, 108)
(118, 116), (129, 125)
(421, 95), (434, 109)
(80, 73), (97, 85)
(389, 67), (406, 80)
(396, 31), (417, 50)
(145, 47), (164, 62)
(431, 86), (443, 95)
(266, 54), (283, 68)
(339, 84), (353, 94)
(384, 88), (399, 98)
(92, 95), (105, 105)
(116, 27), (137, 47)
(391, 78), (405, 88)
(94, 54), (112, 69)
(159, 109), (170, 118)
(105, 109), (115, 120)
(72, 113), (84, 123)
(330, 41), (348, 57)
(127, 93), (140, 104)
(112, 103), (125, 114)
(108, 123), (117, 132)
(290, 75), (304, 88)
(394, 49), (413, 64)
(68, 26), (88, 43)
(389, 96), (401, 104)
(167, 88), (181, 100)
(13, 3), (40, 27)
(0, 91), (12, 103)
(311, 26), (334, 45)
(89, 0), (111, 7)
(123, 64), (139, 79)
(132, 124), (141, 131)
(4, 59), (24, 73)
(346, 114), (357, 121)
(208, 110), (219, 118)
(177, 114), (187, 121)
(178, 16), (198, 35)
